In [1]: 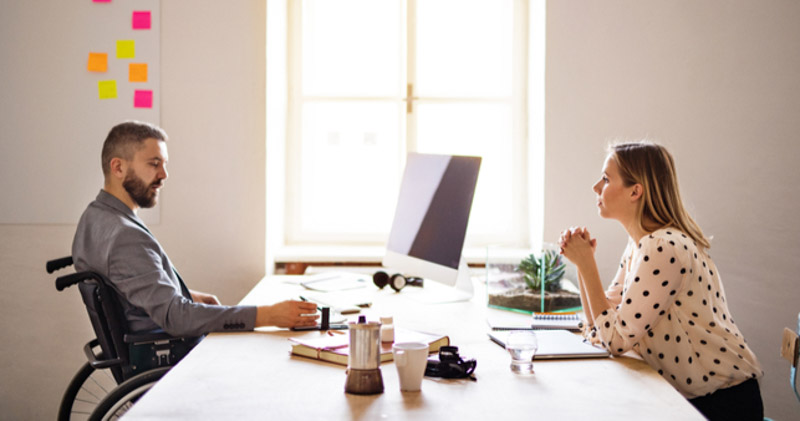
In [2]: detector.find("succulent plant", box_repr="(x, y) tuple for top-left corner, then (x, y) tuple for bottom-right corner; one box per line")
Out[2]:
(517, 250), (566, 293)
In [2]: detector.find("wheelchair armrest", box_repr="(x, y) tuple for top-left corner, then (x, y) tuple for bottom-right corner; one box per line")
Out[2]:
(56, 271), (106, 291)
(124, 330), (177, 344)
(84, 338), (124, 369)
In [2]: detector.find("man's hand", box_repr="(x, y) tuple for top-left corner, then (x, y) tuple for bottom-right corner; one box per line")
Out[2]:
(256, 300), (319, 328)
(190, 290), (221, 305)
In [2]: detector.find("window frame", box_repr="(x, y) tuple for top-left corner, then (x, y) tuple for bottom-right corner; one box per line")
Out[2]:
(266, 0), (545, 272)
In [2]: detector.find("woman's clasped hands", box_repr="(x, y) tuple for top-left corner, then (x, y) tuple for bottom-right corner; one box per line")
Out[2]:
(558, 226), (597, 270)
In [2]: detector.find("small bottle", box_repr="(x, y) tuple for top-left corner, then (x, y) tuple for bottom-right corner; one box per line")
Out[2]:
(380, 316), (394, 343)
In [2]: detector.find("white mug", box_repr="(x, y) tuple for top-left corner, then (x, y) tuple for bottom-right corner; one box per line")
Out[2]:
(392, 342), (429, 392)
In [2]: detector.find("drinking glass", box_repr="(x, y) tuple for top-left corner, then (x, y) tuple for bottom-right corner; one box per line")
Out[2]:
(505, 330), (538, 374)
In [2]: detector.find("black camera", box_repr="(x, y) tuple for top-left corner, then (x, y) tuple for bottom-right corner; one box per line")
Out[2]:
(425, 346), (477, 380)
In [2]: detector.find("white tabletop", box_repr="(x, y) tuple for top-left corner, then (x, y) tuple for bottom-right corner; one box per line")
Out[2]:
(123, 276), (704, 420)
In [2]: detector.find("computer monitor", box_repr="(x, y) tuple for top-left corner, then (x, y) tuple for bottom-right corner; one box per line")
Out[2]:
(382, 152), (481, 301)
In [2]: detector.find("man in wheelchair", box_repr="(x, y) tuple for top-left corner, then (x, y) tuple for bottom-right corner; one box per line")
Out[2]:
(73, 121), (319, 339)
(52, 121), (318, 420)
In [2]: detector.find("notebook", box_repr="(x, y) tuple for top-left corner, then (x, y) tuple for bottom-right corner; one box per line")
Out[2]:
(299, 272), (369, 292)
(488, 329), (609, 359)
(530, 313), (583, 331)
(486, 310), (583, 331)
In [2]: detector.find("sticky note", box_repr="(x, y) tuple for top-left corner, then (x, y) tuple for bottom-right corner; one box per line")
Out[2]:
(87, 53), (107, 72)
(93, 0), (111, 3)
(134, 90), (153, 108)
(116, 40), (135, 59)
(132, 11), (151, 30)
(98, 80), (117, 99)
(129, 63), (148, 82)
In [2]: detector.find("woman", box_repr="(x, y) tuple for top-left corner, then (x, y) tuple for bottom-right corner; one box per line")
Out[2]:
(558, 141), (764, 420)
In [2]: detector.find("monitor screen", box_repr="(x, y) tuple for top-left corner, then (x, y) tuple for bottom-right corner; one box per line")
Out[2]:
(383, 153), (481, 289)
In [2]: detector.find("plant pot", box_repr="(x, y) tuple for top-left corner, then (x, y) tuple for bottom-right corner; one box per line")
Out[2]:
(488, 286), (581, 313)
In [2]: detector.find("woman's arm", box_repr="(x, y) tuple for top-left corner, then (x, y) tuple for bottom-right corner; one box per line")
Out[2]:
(577, 271), (594, 328)
(560, 228), (611, 323)
(575, 257), (612, 320)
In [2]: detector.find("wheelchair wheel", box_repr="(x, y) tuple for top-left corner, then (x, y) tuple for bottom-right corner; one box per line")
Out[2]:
(88, 366), (170, 421)
(59, 362), (118, 421)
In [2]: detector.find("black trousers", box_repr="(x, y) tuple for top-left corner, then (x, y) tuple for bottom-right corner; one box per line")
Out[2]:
(688, 378), (764, 421)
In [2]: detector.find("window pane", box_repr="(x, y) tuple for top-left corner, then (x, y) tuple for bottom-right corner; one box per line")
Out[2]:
(415, 102), (517, 240)
(302, 0), (403, 97)
(298, 101), (403, 238)
(416, 0), (514, 98)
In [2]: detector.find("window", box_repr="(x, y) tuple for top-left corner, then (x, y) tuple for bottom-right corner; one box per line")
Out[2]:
(269, 0), (543, 258)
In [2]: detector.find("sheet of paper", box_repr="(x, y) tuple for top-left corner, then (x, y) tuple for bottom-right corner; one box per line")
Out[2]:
(116, 40), (135, 59)
(132, 11), (151, 30)
(129, 63), (147, 82)
(134, 90), (153, 108)
(87, 53), (107, 72)
(98, 80), (117, 99)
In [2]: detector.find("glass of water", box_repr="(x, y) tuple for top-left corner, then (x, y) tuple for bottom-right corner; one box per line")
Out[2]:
(505, 330), (538, 374)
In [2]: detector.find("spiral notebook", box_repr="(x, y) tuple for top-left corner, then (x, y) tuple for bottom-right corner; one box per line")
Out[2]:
(530, 313), (583, 331)
(487, 310), (583, 331)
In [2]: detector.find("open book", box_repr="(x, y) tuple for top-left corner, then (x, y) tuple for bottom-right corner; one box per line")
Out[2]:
(289, 328), (450, 366)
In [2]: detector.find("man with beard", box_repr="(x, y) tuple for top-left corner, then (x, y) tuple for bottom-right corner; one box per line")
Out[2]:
(72, 121), (318, 338)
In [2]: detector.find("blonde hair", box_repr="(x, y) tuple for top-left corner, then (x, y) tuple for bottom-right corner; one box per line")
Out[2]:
(609, 141), (710, 249)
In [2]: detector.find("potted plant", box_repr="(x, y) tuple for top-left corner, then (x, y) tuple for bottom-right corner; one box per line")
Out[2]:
(518, 249), (566, 293)
(487, 249), (581, 313)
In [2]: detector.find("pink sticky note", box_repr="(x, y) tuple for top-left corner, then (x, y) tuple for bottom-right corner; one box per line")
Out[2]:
(93, 0), (111, 3)
(132, 11), (151, 30)
(134, 90), (153, 108)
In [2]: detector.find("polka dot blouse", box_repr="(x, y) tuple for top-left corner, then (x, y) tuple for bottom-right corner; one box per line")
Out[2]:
(586, 228), (763, 398)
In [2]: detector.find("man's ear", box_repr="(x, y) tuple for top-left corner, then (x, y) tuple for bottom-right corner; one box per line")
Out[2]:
(109, 157), (126, 179)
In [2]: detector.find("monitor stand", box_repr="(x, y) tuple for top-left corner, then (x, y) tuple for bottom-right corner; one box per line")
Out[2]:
(408, 258), (474, 304)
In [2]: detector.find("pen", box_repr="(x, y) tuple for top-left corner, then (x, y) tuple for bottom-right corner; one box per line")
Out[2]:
(298, 296), (322, 311)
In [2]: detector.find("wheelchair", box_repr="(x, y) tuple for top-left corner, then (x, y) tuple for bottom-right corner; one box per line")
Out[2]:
(47, 256), (200, 421)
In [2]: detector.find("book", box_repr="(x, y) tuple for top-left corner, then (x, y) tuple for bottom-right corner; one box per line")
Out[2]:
(530, 313), (583, 331)
(289, 328), (450, 366)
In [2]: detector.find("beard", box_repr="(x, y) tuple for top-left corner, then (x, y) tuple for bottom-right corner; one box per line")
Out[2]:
(123, 168), (161, 208)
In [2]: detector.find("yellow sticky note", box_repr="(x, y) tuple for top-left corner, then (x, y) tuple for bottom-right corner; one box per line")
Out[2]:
(87, 53), (107, 72)
(116, 40), (135, 59)
(98, 80), (117, 99)
(129, 63), (148, 82)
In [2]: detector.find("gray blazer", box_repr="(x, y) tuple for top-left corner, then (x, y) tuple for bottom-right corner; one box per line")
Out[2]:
(72, 190), (256, 337)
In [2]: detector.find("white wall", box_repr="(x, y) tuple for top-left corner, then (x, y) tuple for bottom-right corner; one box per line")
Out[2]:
(0, 1), (266, 419)
(2, 0), (799, 419)
(545, 1), (800, 419)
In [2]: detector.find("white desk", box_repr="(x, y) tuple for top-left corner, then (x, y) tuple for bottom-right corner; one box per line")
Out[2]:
(123, 276), (704, 420)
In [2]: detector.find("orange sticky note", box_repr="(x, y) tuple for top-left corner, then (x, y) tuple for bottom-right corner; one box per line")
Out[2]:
(116, 40), (135, 59)
(98, 80), (117, 99)
(87, 53), (108, 72)
(129, 63), (148, 82)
